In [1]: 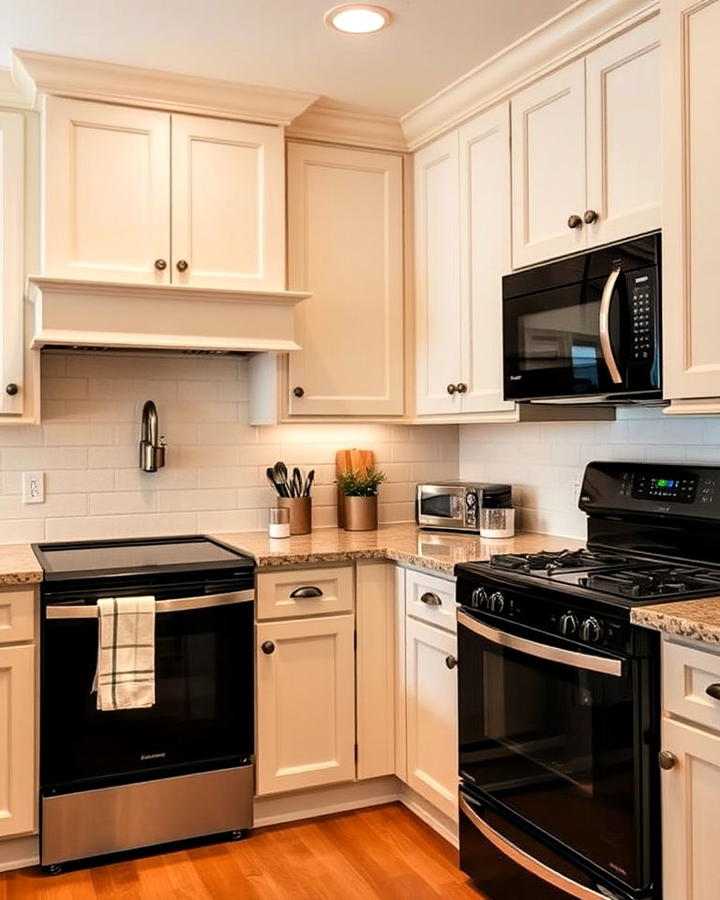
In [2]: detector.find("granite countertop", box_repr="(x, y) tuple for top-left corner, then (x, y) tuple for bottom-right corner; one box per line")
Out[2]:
(0, 544), (43, 586)
(631, 599), (720, 646)
(213, 523), (584, 575)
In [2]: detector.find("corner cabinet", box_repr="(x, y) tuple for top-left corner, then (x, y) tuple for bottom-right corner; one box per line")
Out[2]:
(42, 96), (285, 290)
(414, 103), (515, 418)
(0, 112), (26, 416)
(285, 142), (404, 417)
(662, 0), (720, 408)
(511, 17), (661, 269)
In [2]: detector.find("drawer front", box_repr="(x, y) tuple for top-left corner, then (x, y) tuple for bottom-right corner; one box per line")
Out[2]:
(256, 566), (354, 620)
(664, 639), (720, 733)
(405, 569), (456, 633)
(0, 588), (35, 644)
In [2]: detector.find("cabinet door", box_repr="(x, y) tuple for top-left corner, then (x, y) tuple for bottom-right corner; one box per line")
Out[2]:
(405, 616), (458, 820)
(585, 18), (661, 247)
(661, 718), (720, 900)
(43, 97), (170, 283)
(286, 143), (403, 416)
(458, 105), (516, 416)
(0, 644), (35, 838)
(171, 116), (284, 291)
(511, 60), (587, 268)
(663, 0), (720, 401)
(414, 132), (463, 415)
(256, 614), (355, 795)
(0, 113), (24, 415)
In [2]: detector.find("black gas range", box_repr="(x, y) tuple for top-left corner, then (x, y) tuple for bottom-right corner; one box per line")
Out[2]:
(455, 461), (720, 900)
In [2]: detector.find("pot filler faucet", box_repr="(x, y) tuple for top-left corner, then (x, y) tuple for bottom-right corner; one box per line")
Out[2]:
(139, 400), (166, 472)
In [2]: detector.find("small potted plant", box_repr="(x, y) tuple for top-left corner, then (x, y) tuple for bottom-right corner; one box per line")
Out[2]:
(336, 467), (386, 531)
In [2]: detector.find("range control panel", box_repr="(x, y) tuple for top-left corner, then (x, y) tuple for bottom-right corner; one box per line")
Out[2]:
(630, 274), (655, 363)
(632, 472), (698, 503)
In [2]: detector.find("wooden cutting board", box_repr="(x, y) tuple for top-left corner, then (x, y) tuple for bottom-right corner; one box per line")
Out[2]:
(336, 448), (375, 527)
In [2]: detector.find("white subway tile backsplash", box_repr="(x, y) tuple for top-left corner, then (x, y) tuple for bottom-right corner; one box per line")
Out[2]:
(0, 352), (459, 544)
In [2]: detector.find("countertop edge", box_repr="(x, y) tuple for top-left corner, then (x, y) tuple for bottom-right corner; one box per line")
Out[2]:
(631, 606), (720, 646)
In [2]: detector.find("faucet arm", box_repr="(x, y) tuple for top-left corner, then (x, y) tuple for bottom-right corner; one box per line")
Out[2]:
(141, 400), (159, 446)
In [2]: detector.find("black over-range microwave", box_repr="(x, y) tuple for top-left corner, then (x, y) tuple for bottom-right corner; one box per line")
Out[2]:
(502, 232), (661, 403)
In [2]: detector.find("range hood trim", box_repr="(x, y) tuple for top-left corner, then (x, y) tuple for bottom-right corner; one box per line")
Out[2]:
(27, 276), (310, 354)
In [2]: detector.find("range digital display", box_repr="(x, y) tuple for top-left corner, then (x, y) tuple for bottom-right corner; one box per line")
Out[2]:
(632, 473), (698, 503)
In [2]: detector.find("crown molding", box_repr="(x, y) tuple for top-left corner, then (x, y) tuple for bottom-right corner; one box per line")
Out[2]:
(287, 102), (407, 152)
(400, 0), (659, 151)
(11, 49), (318, 126)
(0, 68), (28, 110)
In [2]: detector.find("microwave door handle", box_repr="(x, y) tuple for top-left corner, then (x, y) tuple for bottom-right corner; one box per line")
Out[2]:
(45, 589), (254, 619)
(457, 611), (623, 677)
(599, 265), (623, 385)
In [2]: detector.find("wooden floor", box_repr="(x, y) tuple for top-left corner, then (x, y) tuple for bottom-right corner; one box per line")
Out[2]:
(0, 804), (485, 899)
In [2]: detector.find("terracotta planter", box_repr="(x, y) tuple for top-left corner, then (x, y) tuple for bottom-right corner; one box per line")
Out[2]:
(277, 497), (312, 535)
(342, 495), (378, 532)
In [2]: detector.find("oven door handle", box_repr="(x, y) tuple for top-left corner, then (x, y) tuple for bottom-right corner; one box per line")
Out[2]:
(459, 796), (613, 900)
(599, 264), (623, 385)
(457, 611), (623, 677)
(45, 589), (254, 619)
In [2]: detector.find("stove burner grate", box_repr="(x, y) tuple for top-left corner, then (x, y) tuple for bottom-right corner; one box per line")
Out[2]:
(489, 548), (629, 575)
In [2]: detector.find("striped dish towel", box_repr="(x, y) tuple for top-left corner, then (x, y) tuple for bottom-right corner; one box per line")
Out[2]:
(92, 596), (156, 711)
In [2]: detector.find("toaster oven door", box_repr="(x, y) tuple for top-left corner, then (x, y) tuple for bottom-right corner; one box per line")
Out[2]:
(418, 486), (475, 530)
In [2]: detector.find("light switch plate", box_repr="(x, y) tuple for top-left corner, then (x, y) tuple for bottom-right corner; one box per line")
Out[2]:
(22, 471), (44, 504)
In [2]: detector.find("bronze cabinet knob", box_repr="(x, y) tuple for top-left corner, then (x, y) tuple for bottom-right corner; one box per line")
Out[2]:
(456, 382), (468, 394)
(445, 655), (458, 670)
(658, 750), (677, 770)
(583, 209), (599, 224)
(176, 259), (189, 272)
(293, 386), (305, 398)
(447, 384), (457, 395)
(5, 383), (18, 396)
(154, 259), (167, 270)
(261, 641), (275, 655)
(567, 214), (583, 230)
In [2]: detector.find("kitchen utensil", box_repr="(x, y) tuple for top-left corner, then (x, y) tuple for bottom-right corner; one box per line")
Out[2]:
(336, 449), (375, 527)
(266, 466), (288, 497)
(274, 461), (290, 496)
(303, 469), (315, 497)
(292, 467), (303, 499)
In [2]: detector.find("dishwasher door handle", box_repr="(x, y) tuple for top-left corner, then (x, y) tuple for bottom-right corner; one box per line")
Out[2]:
(45, 589), (255, 619)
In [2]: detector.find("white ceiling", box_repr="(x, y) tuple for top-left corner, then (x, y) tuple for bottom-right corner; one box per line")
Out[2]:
(0, 0), (577, 117)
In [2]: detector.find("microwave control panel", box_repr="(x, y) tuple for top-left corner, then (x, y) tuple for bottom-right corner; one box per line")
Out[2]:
(630, 274), (655, 363)
(465, 490), (478, 528)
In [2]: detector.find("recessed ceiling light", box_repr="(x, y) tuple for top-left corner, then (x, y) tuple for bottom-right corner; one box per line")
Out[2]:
(324, 4), (392, 34)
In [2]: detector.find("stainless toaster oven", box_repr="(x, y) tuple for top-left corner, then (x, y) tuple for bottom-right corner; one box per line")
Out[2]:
(417, 482), (511, 533)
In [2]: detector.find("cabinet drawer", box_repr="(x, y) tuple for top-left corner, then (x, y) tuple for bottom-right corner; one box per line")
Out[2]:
(256, 567), (354, 620)
(664, 639), (720, 733)
(0, 589), (35, 644)
(405, 569), (456, 633)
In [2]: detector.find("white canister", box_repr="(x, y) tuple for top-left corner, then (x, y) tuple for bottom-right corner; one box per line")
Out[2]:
(480, 506), (515, 539)
(268, 507), (291, 539)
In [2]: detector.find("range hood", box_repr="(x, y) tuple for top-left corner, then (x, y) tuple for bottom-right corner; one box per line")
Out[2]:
(26, 277), (311, 353)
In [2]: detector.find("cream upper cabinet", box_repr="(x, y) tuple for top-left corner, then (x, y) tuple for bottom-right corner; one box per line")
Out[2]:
(170, 115), (283, 290)
(42, 97), (284, 289)
(43, 97), (171, 284)
(0, 112), (25, 415)
(0, 643), (35, 838)
(414, 107), (512, 417)
(414, 132), (463, 416)
(662, 0), (720, 403)
(511, 60), (587, 269)
(585, 19), (661, 247)
(511, 18), (660, 269)
(256, 614), (356, 795)
(286, 142), (404, 416)
(405, 614), (458, 821)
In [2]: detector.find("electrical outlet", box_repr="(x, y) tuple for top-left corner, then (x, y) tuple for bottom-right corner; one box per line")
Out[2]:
(22, 471), (44, 504)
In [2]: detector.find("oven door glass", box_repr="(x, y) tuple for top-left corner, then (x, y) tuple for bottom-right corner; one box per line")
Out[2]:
(458, 612), (647, 890)
(41, 594), (253, 792)
(504, 275), (631, 400)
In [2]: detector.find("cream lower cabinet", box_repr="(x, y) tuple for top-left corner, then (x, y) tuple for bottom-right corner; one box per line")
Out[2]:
(511, 18), (660, 268)
(662, 0), (720, 407)
(414, 103), (514, 418)
(256, 614), (355, 795)
(0, 642), (35, 839)
(285, 142), (404, 417)
(405, 613), (458, 820)
(43, 96), (284, 289)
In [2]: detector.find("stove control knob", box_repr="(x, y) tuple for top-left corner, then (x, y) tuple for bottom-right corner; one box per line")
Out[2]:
(471, 587), (488, 609)
(580, 616), (602, 643)
(559, 613), (579, 637)
(490, 592), (505, 614)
